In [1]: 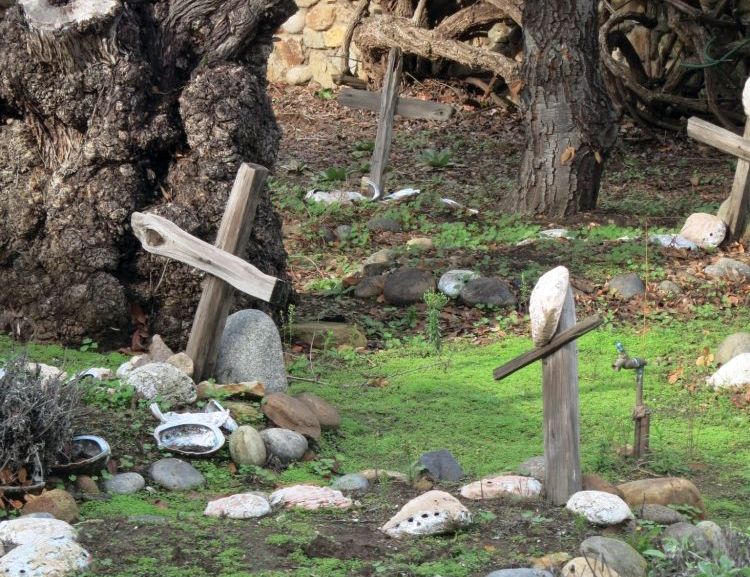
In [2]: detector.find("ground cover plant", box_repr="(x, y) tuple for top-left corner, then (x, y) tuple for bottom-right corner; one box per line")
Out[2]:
(1, 83), (749, 576)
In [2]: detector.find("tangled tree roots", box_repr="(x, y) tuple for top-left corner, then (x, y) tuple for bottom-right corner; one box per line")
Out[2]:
(0, 0), (294, 348)
(599, 1), (750, 130)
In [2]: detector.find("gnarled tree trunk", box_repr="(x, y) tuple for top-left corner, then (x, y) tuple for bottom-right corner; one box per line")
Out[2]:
(0, 0), (294, 348)
(515, 0), (617, 216)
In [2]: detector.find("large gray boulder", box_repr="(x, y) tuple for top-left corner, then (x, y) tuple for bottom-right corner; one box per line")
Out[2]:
(214, 310), (288, 393)
(704, 258), (750, 281)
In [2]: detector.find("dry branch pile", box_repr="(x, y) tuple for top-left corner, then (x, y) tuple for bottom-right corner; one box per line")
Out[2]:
(0, 357), (79, 486)
(600, 0), (750, 130)
(350, 0), (522, 94)
(349, 0), (750, 130)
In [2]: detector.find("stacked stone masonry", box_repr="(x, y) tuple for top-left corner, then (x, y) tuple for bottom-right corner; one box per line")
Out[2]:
(269, 0), (370, 87)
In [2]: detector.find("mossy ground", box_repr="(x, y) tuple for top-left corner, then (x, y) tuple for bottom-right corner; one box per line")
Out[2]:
(2, 314), (749, 576)
(1, 85), (750, 576)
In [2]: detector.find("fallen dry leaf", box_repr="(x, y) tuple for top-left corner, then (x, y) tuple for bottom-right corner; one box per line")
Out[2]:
(367, 377), (390, 388)
(668, 366), (684, 384)
(560, 146), (576, 165)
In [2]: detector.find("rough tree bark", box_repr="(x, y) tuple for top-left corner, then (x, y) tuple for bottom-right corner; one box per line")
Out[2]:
(0, 0), (294, 348)
(515, 0), (617, 216)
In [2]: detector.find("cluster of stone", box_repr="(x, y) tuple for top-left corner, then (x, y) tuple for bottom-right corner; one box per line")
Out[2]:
(268, 0), (361, 87)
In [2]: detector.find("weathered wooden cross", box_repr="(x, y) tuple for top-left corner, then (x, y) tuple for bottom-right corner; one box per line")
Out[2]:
(336, 0), (454, 197)
(492, 267), (602, 505)
(131, 163), (281, 383)
(687, 77), (750, 243)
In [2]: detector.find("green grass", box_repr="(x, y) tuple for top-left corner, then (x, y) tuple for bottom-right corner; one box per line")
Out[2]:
(287, 318), (750, 524)
(3, 314), (749, 526)
(0, 334), (128, 374)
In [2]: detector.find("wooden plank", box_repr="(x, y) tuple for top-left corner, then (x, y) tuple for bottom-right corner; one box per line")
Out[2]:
(185, 163), (269, 382)
(492, 315), (602, 380)
(687, 116), (750, 164)
(542, 286), (582, 505)
(725, 118), (750, 242)
(368, 47), (403, 197)
(131, 211), (277, 301)
(338, 88), (454, 121)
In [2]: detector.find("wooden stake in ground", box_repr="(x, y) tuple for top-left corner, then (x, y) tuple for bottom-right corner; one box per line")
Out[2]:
(131, 163), (277, 382)
(367, 0), (428, 197)
(686, 77), (750, 242)
(541, 286), (581, 505)
(493, 267), (598, 505)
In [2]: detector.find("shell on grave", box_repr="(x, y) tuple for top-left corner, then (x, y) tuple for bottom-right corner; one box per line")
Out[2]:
(153, 422), (225, 457)
(679, 213), (727, 249)
(53, 435), (111, 474)
(529, 266), (570, 347)
(380, 490), (472, 538)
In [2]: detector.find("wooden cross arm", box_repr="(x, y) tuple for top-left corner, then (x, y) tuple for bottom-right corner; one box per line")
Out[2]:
(493, 315), (603, 380)
(687, 117), (750, 163)
(131, 211), (279, 303)
(338, 88), (454, 121)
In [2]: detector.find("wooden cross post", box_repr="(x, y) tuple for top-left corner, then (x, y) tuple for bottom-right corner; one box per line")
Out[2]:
(366, 0), (430, 197)
(493, 267), (602, 505)
(131, 163), (279, 382)
(686, 77), (750, 243)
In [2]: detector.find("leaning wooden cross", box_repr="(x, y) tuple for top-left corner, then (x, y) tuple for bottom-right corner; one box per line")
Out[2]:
(131, 163), (280, 382)
(492, 267), (602, 505)
(342, 0), (455, 198)
(687, 77), (750, 243)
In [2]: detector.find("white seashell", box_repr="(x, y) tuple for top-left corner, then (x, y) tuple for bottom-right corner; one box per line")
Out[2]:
(380, 490), (472, 538)
(679, 213), (727, 249)
(153, 422), (225, 457)
(204, 493), (271, 519)
(566, 490), (634, 525)
(459, 475), (543, 500)
(529, 266), (569, 347)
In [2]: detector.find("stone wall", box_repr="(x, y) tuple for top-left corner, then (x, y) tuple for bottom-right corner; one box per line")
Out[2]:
(268, 0), (367, 87)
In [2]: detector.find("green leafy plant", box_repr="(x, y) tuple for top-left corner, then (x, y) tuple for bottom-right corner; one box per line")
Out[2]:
(423, 290), (449, 354)
(79, 379), (136, 410)
(696, 555), (750, 577)
(285, 303), (297, 348)
(314, 88), (335, 100)
(351, 140), (375, 158)
(315, 167), (347, 183)
(238, 464), (277, 487)
(79, 337), (98, 353)
(521, 510), (551, 525)
(419, 148), (453, 168)
(308, 456), (339, 479)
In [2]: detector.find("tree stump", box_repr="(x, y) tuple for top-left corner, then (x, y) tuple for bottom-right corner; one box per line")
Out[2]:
(0, 0), (294, 347)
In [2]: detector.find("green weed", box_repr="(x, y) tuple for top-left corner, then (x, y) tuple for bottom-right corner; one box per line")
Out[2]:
(420, 148), (453, 168)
